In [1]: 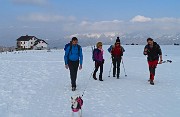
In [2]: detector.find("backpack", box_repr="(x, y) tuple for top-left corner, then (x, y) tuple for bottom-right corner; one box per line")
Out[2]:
(108, 45), (113, 53)
(64, 43), (70, 51)
(92, 48), (100, 61)
(65, 43), (81, 58)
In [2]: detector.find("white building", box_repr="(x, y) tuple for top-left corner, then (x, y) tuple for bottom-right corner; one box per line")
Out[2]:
(16, 35), (48, 50)
(33, 39), (48, 50)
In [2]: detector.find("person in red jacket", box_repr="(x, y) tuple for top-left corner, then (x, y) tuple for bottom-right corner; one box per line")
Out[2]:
(108, 37), (125, 79)
(144, 38), (163, 85)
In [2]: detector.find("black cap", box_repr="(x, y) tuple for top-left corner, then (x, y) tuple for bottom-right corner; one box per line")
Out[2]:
(147, 38), (153, 42)
(116, 37), (120, 43)
(72, 37), (78, 41)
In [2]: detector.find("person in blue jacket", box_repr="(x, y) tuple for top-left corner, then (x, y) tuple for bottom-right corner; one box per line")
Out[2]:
(64, 37), (83, 91)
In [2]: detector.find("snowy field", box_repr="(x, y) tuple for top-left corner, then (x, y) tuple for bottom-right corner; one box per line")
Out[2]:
(0, 45), (180, 117)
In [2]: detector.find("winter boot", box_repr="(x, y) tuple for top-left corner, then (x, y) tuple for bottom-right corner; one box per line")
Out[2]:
(99, 79), (103, 81)
(72, 87), (76, 91)
(117, 74), (120, 79)
(93, 73), (97, 80)
(150, 80), (154, 85)
(99, 75), (103, 81)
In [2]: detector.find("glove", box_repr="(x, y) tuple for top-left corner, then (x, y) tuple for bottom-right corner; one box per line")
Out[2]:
(121, 53), (123, 56)
(144, 48), (148, 55)
(112, 56), (115, 62)
(102, 59), (105, 64)
(79, 65), (82, 70)
(65, 65), (69, 69)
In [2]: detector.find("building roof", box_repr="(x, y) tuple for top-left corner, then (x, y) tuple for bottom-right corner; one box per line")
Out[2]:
(34, 39), (48, 46)
(17, 35), (36, 41)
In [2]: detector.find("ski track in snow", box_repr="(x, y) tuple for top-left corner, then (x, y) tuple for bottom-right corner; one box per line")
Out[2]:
(0, 45), (180, 117)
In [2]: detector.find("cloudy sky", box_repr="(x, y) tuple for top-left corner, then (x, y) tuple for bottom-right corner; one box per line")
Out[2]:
(0, 0), (180, 46)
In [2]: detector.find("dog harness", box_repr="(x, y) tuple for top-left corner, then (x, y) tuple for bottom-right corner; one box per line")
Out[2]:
(71, 97), (83, 112)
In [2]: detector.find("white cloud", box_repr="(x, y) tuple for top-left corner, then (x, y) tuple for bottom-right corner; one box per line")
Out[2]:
(65, 16), (180, 35)
(93, 20), (123, 27)
(12, 0), (49, 5)
(153, 17), (180, 23)
(78, 20), (124, 32)
(16, 14), (180, 37)
(131, 15), (152, 22)
(80, 20), (123, 25)
(66, 32), (122, 39)
(18, 13), (76, 22)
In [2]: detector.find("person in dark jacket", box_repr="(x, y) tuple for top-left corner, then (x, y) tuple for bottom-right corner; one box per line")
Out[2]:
(108, 37), (125, 79)
(144, 38), (163, 85)
(93, 42), (104, 81)
(64, 37), (83, 91)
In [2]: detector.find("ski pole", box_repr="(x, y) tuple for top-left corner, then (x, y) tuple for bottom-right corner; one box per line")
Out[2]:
(108, 62), (113, 77)
(122, 57), (127, 77)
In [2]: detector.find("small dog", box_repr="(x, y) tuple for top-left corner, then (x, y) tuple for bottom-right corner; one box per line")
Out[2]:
(71, 95), (83, 117)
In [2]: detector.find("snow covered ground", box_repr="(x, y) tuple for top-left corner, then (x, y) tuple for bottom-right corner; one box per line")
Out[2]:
(0, 45), (180, 117)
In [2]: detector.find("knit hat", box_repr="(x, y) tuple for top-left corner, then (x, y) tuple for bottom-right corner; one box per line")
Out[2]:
(96, 42), (102, 48)
(116, 37), (120, 43)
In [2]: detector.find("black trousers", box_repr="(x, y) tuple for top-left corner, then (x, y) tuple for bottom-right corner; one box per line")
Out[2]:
(112, 57), (121, 77)
(93, 61), (103, 80)
(68, 60), (79, 88)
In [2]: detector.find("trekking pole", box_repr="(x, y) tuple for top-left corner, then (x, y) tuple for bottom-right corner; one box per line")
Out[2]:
(82, 67), (95, 97)
(108, 61), (113, 77)
(121, 57), (127, 77)
(82, 45), (95, 97)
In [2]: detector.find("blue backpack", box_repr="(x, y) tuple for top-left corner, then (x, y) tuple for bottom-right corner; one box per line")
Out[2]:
(64, 43), (70, 51)
(64, 43), (81, 57)
(108, 45), (113, 53)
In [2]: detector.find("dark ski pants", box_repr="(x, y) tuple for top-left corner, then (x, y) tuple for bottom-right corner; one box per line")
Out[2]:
(68, 60), (79, 88)
(112, 57), (121, 77)
(93, 62), (103, 80)
(148, 60), (158, 81)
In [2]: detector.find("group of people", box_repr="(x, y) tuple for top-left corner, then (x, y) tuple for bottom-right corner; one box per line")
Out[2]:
(64, 37), (163, 91)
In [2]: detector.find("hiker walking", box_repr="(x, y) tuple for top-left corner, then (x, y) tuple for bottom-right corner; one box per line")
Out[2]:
(143, 38), (163, 85)
(93, 42), (104, 81)
(64, 37), (83, 91)
(108, 37), (125, 79)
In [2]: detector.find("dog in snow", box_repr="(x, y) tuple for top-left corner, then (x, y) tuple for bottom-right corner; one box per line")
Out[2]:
(71, 95), (83, 117)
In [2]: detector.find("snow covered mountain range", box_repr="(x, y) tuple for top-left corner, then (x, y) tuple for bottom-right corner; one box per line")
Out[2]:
(49, 32), (180, 48)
